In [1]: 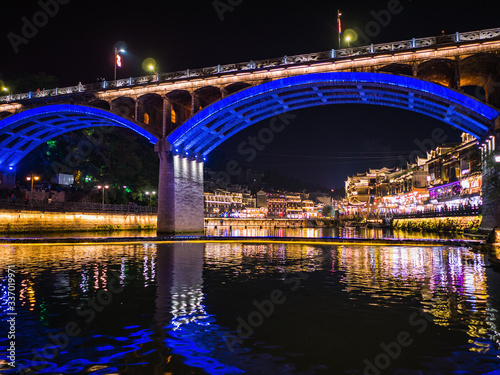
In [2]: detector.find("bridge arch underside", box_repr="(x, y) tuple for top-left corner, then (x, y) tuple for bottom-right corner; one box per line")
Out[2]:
(169, 73), (500, 156)
(0, 104), (157, 169)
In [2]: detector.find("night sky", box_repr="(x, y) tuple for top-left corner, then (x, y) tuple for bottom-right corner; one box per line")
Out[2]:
(1, 0), (498, 189)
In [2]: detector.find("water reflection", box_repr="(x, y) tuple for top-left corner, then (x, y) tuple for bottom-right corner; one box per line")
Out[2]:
(0, 226), (468, 241)
(0, 229), (157, 239)
(0, 242), (498, 374)
(205, 225), (468, 240)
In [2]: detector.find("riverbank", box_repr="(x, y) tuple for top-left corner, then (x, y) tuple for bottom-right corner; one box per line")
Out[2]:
(0, 211), (337, 233)
(0, 209), (486, 238)
(0, 209), (156, 233)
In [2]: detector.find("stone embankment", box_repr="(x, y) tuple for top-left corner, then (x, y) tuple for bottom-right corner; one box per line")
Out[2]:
(0, 209), (156, 233)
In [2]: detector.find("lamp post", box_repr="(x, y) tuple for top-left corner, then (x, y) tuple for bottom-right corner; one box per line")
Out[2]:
(345, 36), (351, 48)
(148, 64), (157, 74)
(97, 185), (109, 210)
(26, 174), (39, 206)
(147, 64), (159, 81)
(114, 47), (125, 81)
(145, 191), (156, 206)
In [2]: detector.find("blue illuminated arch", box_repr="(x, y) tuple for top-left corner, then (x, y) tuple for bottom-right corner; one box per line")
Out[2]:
(0, 104), (157, 168)
(168, 72), (500, 156)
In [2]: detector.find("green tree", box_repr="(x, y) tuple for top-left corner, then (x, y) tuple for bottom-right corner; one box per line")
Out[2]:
(18, 127), (159, 205)
(322, 204), (334, 218)
(5, 73), (58, 93)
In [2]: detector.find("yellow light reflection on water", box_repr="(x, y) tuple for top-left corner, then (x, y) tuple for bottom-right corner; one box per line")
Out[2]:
(0, 242), (497, 352)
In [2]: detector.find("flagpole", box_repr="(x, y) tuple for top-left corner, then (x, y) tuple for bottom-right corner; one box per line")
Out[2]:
(337, 10), (342, 50)
(114, 47), (117, 82)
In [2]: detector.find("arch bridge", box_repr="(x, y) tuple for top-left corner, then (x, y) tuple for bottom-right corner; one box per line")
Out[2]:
(2, 27), (500, 232)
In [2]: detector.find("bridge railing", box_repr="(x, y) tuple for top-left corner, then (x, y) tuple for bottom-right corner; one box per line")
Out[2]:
(392, 207), (481, 219)
(0, 198), (157, 214)
(2, 27), (500, 104)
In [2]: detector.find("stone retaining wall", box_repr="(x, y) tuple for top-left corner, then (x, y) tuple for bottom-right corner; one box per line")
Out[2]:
(0, 210), (157, 233)
(392, 216), (481, 232)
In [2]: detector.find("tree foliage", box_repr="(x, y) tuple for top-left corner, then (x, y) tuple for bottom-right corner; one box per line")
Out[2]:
(322, 204), (334, 218)
(5, 73), (58, 93)
(17, 127), (159, 205)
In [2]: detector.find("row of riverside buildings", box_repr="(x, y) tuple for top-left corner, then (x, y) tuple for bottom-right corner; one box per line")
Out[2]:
(344, 133), (482, 216)
(204, 186), (332, 219)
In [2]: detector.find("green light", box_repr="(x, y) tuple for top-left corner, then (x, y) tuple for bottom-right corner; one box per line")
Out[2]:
(39, 300), (49, 325)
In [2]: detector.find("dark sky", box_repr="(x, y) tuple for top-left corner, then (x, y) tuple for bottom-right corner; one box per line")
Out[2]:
(1, 0), (498, 188)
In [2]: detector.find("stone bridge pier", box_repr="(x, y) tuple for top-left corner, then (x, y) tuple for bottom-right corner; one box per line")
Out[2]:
(155, 139), (204, 234)
(480, 118), (500, 232)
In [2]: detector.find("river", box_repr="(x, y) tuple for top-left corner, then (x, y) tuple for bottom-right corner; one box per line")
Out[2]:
(0, 226), (469, 240)
(1, 240), (499, 374)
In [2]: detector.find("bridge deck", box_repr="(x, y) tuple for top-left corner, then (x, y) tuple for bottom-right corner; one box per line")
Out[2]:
(1, 27), (500, 106)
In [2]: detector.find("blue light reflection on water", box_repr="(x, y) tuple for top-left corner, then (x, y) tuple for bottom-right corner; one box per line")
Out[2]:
(0, 243), (499, 374)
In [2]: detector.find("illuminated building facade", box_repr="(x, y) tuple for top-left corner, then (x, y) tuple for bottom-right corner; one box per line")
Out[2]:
(285, 193), (302, 218)
(204, 189), (239, 217)
(345, 133), (482, 216)
(267, 193), (287, 218)
(239, 207), (267, 218)
(204, 188), (256, 217)
(301, 199), (317, 218)
(204, 189), (324, 219)
(345, 167), (397, 213)
(257, 191), (324, 219)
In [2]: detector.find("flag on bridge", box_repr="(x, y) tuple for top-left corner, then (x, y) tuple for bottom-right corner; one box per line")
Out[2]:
(337, 10), (342, 35)
(116, 54), (122, 68)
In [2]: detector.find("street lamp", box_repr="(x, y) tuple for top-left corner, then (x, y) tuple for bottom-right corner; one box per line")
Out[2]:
(145, 191), (156, 206)
(345, 36), (351, 47)
(148, 64), (157, 74)
(26, 174), (40, 205)
(97, 185), (109, 210)
(146, 62), (160, 81)
(114, 47), (126, 81)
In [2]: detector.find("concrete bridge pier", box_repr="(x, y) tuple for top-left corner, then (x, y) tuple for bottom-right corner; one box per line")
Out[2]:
(156, 139), (204, 234)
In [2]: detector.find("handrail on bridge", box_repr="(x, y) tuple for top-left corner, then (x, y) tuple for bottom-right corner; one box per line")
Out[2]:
(0, 198), (157, 214)
(1, 27), (500, 104)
